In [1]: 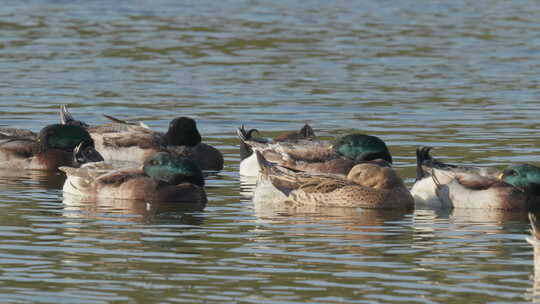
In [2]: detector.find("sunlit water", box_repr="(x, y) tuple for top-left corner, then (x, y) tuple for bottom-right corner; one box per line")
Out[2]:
(1, 1), (540, 303)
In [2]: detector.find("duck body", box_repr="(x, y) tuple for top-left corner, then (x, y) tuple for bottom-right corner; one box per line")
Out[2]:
(528, 214), (540, 288)
(238, 124), (316, 176)
(61, 106), (224, 171)
(253, 151), (413, 210)
(0, 124), (103, 171)
(238, 125), (392, 177)
(411, 147), (540, 210)
(60, 152), (207, 205)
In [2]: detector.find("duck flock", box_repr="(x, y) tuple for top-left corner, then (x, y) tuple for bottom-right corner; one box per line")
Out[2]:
(0, 105), (539, 213)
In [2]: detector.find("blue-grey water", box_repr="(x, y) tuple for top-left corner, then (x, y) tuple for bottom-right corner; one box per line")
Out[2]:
(1, 1), (540, 303)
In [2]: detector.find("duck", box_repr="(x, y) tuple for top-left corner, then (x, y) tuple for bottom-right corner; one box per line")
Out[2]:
(60, 105), (224, 171)
(0, 124), (103, 171)
(60, 151), (207, 206)
(253, 151), (413, 210)
(411, 146), (540, 210)
(528, 213), (540, 293)
(237, 124), (316, 176)
(237, 125), (392, 177)
(0, 127), (38, 141)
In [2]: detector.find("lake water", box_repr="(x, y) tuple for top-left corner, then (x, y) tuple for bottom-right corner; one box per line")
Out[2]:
(1, 1), (540, 303)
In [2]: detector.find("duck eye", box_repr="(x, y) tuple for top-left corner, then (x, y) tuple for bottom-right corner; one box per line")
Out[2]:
(150, 160), (160, 166)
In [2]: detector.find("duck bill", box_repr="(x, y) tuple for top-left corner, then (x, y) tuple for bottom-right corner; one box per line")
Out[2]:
(84, 147), (104, 163)
(73, 142), (104, 166)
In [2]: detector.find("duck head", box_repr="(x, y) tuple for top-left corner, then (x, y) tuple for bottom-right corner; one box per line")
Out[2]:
(347, 163), (404, 190)
(499, 164), (540, 195)
(165, 117), (202, 147)
(38, 124), (103, 166)
(73, 142), (104, 166)
(143, 152), (204, 187)
(334, 134), (392, 164)
(38, 124), (94, 151)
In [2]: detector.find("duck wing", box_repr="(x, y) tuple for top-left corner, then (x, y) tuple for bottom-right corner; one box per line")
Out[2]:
(0, 128), (37, 140)
(416, 146), (500, 181)
(102, 114), (151, 129)
(0, 129), (38, 158)
(95, 168), (147, 185)
(256, 150), (351, 195)
(101, 131), (166, 149)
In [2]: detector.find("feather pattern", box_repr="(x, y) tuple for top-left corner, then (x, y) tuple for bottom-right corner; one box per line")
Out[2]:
(237, 124), (320, 176)
(253, 151), (413, 210)
(238, 125), (392, 177)
(60, 153), (207, 204)
(60, 105), (223, 171)
(411, 146), (539, 210)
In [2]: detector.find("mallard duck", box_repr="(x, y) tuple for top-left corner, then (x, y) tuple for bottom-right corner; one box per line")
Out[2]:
(411, 146), (540, 210)
(237, 125), (392, 177)
(237, 124), (316, 176)
(253, 151), (413, 210)
(0, 124), (103, 171)
(60, 152), (207, 205)
(60, 105), (224, 171)
(528, 213), (540, 291)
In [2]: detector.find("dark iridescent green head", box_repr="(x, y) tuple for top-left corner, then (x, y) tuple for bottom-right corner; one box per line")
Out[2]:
(165, 117), (202, 147)
(334, 134), (392, 164)
(501, 164), (540, 192)
(38, 124), (94, 152)
(143, 152), (204, 186)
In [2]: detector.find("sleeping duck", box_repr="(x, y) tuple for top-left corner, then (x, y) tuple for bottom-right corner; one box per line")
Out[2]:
(60, 151), (207, 205)
(238, 125), (392, 177)
(253, 151), (413, 210)
(528, 213), (540, 296)
(60, 105), (224, 171)
(411, 146), (540, 210)
(0, 124), (103, 170)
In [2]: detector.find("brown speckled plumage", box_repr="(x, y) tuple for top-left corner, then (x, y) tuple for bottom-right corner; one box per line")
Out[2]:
(257, 152), (414, 210)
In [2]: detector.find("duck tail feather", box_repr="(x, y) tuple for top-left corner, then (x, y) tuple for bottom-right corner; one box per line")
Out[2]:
(530, 213), (540, 241)
(60, 105), (89, 128)
(60, 105), (75, 124)
(255, 150), (273, 175)
(299, 123), (315, 138)
(415, 146), (433, 181)
(103, 114), (130, 124)
(237, 125), (256, 160)
(139, 122), (150, 129)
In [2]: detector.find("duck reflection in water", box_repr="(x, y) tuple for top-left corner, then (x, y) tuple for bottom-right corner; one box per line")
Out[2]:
(0, 169), (66, 191)
(63, 192), (205, 225)
(60, 151), (207, 224)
